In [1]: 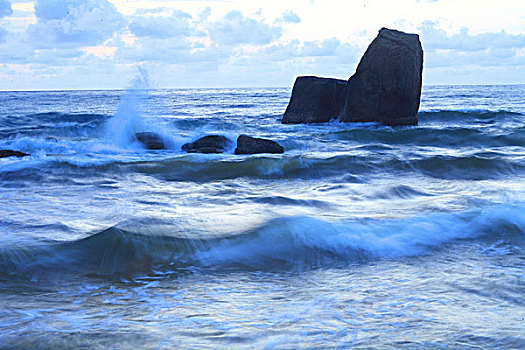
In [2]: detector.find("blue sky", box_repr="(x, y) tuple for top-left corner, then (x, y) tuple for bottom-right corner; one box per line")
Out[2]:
(0, 0), (523, 90)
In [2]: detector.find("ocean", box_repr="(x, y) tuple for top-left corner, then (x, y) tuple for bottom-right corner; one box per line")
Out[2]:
(0, 84), (524, 349)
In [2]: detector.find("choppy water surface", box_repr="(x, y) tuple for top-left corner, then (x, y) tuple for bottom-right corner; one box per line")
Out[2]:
(0, 85), (524, 348)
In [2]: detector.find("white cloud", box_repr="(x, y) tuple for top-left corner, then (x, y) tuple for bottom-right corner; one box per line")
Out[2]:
(420, 21), (525, 52)
(208, 10), (282, 46)
(129, 10), (192, 39)
(116, 37), (194, 63)
(302, 38), (343, 57)
(281, 10), (300, 24)
(419, 22), (525, 69)
(28, 0), (126, 48)
(0, 31), (85, 64)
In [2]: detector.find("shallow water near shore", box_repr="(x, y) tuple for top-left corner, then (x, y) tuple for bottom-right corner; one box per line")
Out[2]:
(1, 85), (524, 348)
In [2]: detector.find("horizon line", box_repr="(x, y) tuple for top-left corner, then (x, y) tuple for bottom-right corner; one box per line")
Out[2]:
(1, 83), (524, 93)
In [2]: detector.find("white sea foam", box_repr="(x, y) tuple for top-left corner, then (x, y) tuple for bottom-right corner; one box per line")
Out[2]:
(194, 203), (525, 267)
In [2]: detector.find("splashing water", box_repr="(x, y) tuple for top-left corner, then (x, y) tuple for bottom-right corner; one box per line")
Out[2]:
(104, 67), (181, 150)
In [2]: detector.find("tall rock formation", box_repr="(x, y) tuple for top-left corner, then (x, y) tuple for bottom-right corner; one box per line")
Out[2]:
(340, 28), (423, 126)
(281, 28), (423, 126)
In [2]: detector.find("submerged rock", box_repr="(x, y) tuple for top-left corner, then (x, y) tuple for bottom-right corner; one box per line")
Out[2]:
(0, 150), (30, 158)
(281, 28), (423, 126)
(341, 28), (423, 126)
(282, 76), (347, 124)
(182, 135), (232, 154)
(134, 132), (166, 150)
(234, 135), (284, 154)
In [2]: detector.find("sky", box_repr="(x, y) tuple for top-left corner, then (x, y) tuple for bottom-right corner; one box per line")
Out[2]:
(0, 0), (523, 90)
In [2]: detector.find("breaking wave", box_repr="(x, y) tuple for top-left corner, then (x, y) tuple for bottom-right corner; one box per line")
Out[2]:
(1, 203), (523, 279)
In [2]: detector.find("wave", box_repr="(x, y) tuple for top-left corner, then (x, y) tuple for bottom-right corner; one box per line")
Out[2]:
(79, 152), (525, 181)
(0, 112), (110, 139)
(411, 153), (525, 179)
(331, 125), (525, 148)
(0, 112), (110, 126)
(418, 109), (523, 124)
(368, 184), (433, 200)
(1, 203), (523, 279)
(22, 112), (110, 124)
(1, 151), (523, 184)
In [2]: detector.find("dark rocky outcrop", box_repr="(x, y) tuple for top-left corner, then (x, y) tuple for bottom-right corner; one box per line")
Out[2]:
(341, 28), (423, 126)
(282, 28), (423, 126)
(282, 76), (347, 124)
(234, 135), (284, 154)
(182, 135), (233, 154)
(0, 150), (30, 158)
(134, 132), (166, 150)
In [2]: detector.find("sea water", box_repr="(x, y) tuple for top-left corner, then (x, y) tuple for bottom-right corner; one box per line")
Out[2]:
(0, 84), (524, 348)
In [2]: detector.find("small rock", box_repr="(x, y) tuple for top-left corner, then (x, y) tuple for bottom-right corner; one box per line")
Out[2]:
(234, 135), (284, 155)
(134, 132), (166, 150)
(0, 150), (30, 158)
(182, 135), (232, 154)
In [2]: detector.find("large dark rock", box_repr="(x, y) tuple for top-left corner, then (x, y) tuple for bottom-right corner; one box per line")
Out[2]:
(234, 135), (284, 154)
(182, 135), (233, 154)
(340, 28), (423, 126)
(282, 76), (348, 124)
(134, 132), (166, 150)
(0, 150), (30, 158)
(281, 28), (423, 126)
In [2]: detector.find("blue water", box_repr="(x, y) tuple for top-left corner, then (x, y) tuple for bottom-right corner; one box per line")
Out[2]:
(0, 84), (524, 348)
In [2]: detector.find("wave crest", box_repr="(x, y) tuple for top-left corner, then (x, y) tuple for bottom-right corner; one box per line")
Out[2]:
(1, 204), (523, 279)
(419, 109), (523, 123)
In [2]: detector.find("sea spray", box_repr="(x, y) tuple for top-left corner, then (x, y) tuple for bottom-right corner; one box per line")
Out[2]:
(103, 67), (183, 150)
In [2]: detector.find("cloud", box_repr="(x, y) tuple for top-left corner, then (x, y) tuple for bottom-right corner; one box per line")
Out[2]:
(116, 37), (192, 63)
(129, 10), (192, 39)
(0, 0), (12, 18)
(1, 1), (523, 89)
(281, 10), (300, 24)
(28, 0), (126, 48)
(199, 7), (211, 22)
(117, 8), (229, 66)
(208, 10), (282, 46)
(302, 38), (343, 56)
(115, 34), (232, 70)
(425, 47), (525, 69)
(420, 21), (525, 52)
(0, 31), (85, 64)
(419, 22), (525, 69)
(263, 38), (360, 61)
(132, 7), (172, 16)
